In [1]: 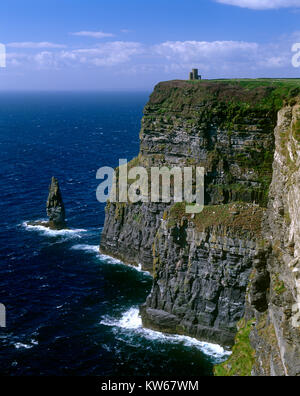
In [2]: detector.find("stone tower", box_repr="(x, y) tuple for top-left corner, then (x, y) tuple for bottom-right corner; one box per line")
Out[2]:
(192, 69), (199, 80)
(189, 68), (201, 81)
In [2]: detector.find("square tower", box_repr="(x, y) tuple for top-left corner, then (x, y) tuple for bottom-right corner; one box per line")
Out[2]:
(189, 69), (201, 80)
(192, 69), (199, 80)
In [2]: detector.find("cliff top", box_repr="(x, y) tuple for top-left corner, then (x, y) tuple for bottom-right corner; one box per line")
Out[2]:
(149, 78), (300, 111)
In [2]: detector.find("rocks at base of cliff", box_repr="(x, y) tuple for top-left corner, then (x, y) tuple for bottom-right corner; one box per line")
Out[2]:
(28, 177), (67, 230)
(140, 305), (181, 332)
(140, 305), (235, 347)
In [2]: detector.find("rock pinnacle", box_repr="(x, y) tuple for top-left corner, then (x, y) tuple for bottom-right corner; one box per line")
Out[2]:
(46, 177), (66, 230)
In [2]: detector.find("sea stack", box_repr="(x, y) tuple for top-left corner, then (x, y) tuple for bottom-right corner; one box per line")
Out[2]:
(46, 177), (66, 230)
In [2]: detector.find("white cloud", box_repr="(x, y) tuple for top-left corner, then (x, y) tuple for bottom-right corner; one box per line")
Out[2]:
(34, 51), (59, 69)
(71, 31), (114, 39)
(153, 39), (292, 76)
(5, 52), (30, 67)
(65, 41), (144, 66)
(154, 40), (258, 61)
(7, 42), (66, 49)
(215, 0), (300, 10)
(5, 35), (297, 78)
(8, 41), (144, 69)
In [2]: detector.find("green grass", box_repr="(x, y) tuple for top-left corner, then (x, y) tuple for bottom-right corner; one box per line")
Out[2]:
(151, 79), (300, 114)
(214, 318), (256, 377)
(167, 202), (265, 237)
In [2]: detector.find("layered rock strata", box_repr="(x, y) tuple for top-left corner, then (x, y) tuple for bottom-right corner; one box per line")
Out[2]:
(101, 80), (300, 372)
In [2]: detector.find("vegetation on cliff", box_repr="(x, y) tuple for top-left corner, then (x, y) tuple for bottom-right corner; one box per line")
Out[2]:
(148, 79), (300, 117)
(140, 79), (300, 208)
(214, 318), (256, 377)
(167, 202), (265, 237)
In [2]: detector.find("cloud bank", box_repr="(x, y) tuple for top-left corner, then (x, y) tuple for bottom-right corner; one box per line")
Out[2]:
(4, 35), (297, 80)
(62, 41), (143, 67)
(71, 31), (114, 39)
(215, 0), (300, 10)
(7, 42), (66, 49)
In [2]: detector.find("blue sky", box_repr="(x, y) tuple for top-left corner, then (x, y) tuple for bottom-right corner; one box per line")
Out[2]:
(1, 0), (300, 90)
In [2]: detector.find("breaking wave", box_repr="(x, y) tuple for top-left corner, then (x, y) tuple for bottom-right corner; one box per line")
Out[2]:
(71, 245), (151, 275)
(100, 307), (231, 362)
(22, 221), (87, 238)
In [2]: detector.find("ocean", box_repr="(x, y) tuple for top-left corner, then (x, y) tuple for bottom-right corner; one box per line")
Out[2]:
(0, 92), (230, 376)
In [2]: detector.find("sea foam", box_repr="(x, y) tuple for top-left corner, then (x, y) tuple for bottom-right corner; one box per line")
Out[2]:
(71, 245), (151, 275)
(100, 307), (231, 361)
(14, 340), (39, 350)
(99, 253), (151, 275)
(22, 221), (87, 237)
(71, 244), (100, 254)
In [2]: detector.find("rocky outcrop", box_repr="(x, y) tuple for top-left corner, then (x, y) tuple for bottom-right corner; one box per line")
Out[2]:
(100, 79), (300, 371)
(46, 177), (66, 230)
(28, 177), (66, 230)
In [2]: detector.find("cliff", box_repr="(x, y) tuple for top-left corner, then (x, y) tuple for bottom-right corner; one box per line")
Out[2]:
(101, 79), (279, 270)
(215, 101), (300, 376)
(258, 103), (300, 376)
(140, 203), (264, 346)
(100, 79), (300, 374)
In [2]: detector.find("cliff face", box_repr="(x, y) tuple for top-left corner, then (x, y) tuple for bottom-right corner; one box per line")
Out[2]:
(141, 203), (264, 346)
(101, 202), (166, 272)
(139, 80), (276, 206)
(247, 104), (300, 376)
(100, 79), (300, 373)
(215, 102), (300, 376)
(101, 80), (278, 271)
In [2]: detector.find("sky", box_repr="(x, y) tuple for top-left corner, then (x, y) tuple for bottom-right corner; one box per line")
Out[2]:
(1, 0), (300, 90)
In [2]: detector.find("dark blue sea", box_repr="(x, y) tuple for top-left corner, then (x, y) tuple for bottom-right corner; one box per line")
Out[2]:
(0, 92), (230, 376)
